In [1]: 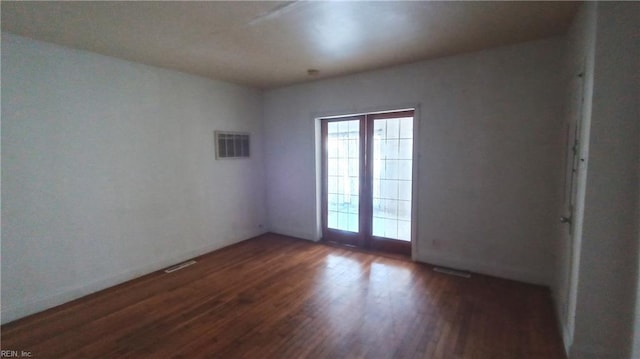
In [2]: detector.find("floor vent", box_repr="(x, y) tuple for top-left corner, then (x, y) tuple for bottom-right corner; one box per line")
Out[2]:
(164, 260), (197, 273)
(433, 266), (471, 278)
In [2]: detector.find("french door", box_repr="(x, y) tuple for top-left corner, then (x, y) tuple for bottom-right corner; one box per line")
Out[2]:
(321, 110), (414, 255)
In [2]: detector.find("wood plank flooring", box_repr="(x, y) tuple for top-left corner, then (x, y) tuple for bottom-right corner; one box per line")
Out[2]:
(1, 233), (566, 358)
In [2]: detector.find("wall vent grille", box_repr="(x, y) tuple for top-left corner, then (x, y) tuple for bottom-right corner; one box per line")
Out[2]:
(215, 131), (250, 159)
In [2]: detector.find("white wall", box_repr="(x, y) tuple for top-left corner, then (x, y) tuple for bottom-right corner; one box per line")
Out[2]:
(1, 33), (267, 324)
(567, 3), (640, 359)
(264, 38), (565, 285)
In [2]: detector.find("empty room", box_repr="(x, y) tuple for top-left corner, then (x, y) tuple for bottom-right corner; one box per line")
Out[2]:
(1, 1), (638, 358)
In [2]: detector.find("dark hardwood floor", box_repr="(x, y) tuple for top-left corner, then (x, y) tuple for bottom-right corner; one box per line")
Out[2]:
(1, 233), (566, 358)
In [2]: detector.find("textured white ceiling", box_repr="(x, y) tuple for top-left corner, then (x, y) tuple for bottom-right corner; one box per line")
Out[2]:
(1, 1), (579, 89)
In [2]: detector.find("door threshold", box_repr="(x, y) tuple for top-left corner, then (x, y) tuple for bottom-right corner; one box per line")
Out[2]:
(320, 239), (412, 261)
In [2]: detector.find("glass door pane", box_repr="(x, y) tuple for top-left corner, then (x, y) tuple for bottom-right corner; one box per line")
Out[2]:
(326, 120), (360, 233)
(371, 116), (413, 241)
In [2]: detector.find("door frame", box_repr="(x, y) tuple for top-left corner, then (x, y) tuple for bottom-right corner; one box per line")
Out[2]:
(319, 109), (417, 256)
(562, 66), (588, 346)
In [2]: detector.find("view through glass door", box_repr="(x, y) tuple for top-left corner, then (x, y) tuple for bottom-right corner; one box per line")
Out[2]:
(322, 110), (414, 255)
